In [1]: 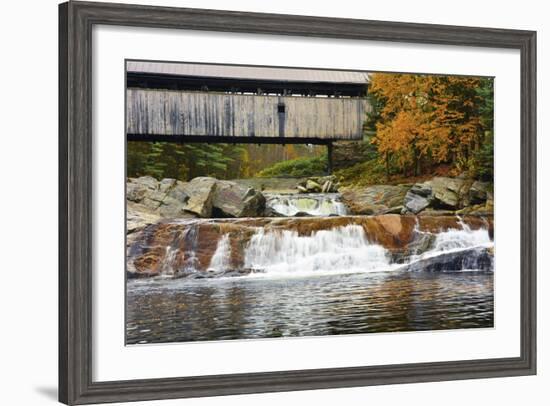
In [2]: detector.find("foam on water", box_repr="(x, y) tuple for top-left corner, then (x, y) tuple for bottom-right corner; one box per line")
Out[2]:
(265, 193), (348, 216)
(243, 224), (391, 276)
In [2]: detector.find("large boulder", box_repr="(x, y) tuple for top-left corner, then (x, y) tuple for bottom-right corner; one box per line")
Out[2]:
(212, 180), (266, 218)
(469, 181), (492, 204)
(127, 176), (194, 217)
(403, 190), (431, 214)
(403, 177), (472, 213)
(181, 177), (217, 217)
(126, 201), (162, 234)
(157, 181), (192, 217)
(341, 185), (409, 215)
(426, 177), (469, 209)
(126, 176), (267, 222)
(127, 176), (158, 202)
(404, 247), (493, 272)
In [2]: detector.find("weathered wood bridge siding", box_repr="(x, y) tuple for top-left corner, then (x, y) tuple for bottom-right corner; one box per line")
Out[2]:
(126, 88), (370, 141)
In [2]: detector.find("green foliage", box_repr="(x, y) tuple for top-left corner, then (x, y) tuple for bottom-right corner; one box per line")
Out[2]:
(334, 158), (387, 187)
(255, 153), (328, 178)
(473, 132), (494, 181)
(127, 142), (249, 181)
(127, 141), (326, 181)
(472, 78), (494, 181)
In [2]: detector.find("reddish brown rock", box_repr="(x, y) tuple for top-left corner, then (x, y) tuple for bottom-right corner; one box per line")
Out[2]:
(126, 215), (494, 278)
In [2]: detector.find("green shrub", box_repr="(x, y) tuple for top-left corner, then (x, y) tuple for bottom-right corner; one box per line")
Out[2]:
(255, 153), (327, 178)
(473, 133), (494, 181)
(335, 159), (387, 187)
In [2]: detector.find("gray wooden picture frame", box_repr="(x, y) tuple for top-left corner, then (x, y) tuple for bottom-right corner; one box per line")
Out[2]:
(59, 1), (537, 404)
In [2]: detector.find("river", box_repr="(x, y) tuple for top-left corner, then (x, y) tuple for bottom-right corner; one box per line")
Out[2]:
(126, 192), (494, 344)
(126, 269), (493, 344)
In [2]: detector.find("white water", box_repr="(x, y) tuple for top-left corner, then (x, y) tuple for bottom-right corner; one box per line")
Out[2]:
(151, 217), (493, 278)
(243, 224), (391, 276)
(402, 224), (494, 273)
(208, 234), (232, 272)
(431, 227), (492, 252)
(242, 221), (493, 277)
(265, 193), (348, 217)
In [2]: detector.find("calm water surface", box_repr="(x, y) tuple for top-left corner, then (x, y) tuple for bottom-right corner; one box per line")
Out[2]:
(126, 270), (493, 344)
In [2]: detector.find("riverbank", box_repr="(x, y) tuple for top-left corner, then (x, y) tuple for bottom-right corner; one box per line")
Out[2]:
(126, 174), (493, 229)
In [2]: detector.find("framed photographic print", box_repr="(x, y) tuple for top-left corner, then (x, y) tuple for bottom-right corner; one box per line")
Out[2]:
(59, 1), (536, 404)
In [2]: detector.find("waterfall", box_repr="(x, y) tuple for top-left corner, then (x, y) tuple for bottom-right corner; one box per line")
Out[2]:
(129, 216), (494, 279)
(431, 226), (492, 253)
(265, 193), (348, 217)
(208, 234), (232, 272)
(404, 219), (494, 272)
(180, 224), (201, 276)
(244, 224), (391, 276)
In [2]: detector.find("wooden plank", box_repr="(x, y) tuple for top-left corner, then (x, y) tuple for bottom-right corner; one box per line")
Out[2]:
(126, 89), (370, 140)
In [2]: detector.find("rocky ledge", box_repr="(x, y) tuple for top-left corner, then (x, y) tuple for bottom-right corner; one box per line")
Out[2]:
(341, 176), (493, 216)
(127, 214), (493, 279)
(127, 176), (266, 233)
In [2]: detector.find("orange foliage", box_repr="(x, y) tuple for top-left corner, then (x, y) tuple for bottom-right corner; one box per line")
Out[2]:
(369, 73), (484, 175)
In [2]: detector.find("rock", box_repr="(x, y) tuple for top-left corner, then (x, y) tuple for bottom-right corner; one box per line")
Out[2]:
(159, 178), (177, 193)
(456, 200), (494, 216)
(403, 191), (431, 214)
(404, 247), (493, 272)
(181, 177), (217, 217)
(126, 176), (267, 222)
(383, 205), (404, 214)
(407, 233), (436, 256)
(341, 185), (409, 215)
(127, 176), (158, 203)
(126, 215), (493, 278)
(211, 180), (266, 218)
(305, 179), (322, 193)
(418, 209), (456, 216)
(232, 177), (308, 193)
(469, 181), (492, 204)
(298, 176), (338, 193)
(126, 201), (162, 234)
(317, 175), (337, 184)
(126, 176), (194, 217)
(263, 206), (287, 217)
(402, 176), (492, 214)
(321, 180), (332, 193)
(409, 183), (432, 197)
(422, 177), (470, 209)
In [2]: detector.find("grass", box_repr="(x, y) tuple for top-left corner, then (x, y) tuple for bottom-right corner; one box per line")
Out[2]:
(255, 153), (328, 178)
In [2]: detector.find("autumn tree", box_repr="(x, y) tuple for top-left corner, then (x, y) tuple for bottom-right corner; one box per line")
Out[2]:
(368, 72), (490, 179)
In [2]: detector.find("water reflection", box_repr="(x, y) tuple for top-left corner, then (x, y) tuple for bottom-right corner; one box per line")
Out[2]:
(126, 270), (493, 344)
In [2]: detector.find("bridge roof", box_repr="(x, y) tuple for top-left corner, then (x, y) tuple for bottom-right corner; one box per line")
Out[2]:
(127, 61), (370, 85)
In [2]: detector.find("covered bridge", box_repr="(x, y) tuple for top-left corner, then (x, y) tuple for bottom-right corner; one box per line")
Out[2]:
(126, 61), (369, 143)
(126, 61), (371, 170)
